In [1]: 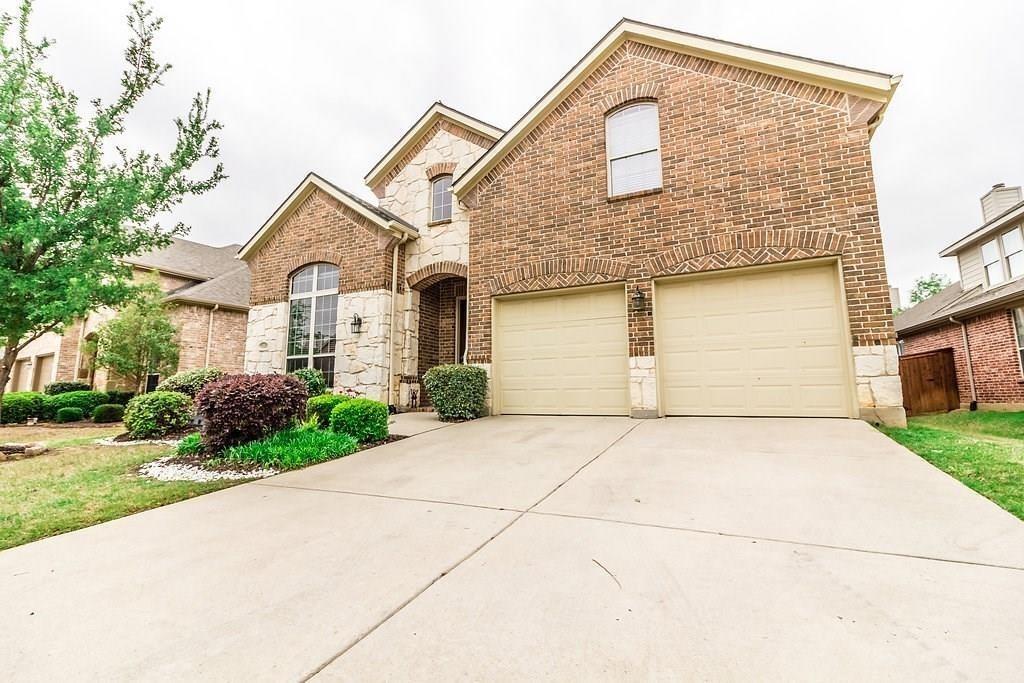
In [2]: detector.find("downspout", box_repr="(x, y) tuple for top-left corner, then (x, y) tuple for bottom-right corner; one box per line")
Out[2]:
(949, 316), (978, 410)
(205, 304), (220, 367)
(385, 233), (407, 411)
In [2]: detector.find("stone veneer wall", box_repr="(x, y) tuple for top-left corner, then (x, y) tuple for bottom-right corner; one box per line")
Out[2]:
(853, 344), (905, 426)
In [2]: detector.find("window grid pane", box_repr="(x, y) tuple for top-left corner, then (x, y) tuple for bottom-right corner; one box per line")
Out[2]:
(606, 104), (659, 158)
(312, 294), (338, 355)
(610, 150), (662, 196)
(316, 264), (339, 291)
(287, 299), (312, 357)
(1014, 309), (1024, 349)
(313, 356), (336, 388)
(291, 266), (315, 294)
(981, 239), (1001, 266)
(986, 262), (1005, 286)
(1008, 251), (1024, 279)
(286, 357), (308, 373)
(431, 176), (452, 222)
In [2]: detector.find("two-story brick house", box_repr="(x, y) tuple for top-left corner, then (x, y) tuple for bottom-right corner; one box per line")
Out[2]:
(239, 19), (906, 425)
(896, 183), (1024, 410)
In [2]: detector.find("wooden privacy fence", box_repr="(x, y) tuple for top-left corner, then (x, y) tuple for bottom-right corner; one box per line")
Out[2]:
(899, 348), (960, 416)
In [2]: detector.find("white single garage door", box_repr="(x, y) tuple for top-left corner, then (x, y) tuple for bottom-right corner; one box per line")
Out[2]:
(494, 286), (628, 415)
(656, 261), (853, 417)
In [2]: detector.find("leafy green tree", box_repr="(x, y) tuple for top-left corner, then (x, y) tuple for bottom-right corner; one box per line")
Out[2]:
(0, 1), (223, 414)
(95, 285), (179, 393)
(909, 273), (951, 304)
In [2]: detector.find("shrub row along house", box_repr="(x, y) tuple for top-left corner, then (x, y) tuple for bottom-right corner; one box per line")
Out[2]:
(238, 19), (906, 425)
(4, 238), (250, 394)
(896, 183), (1024, 409)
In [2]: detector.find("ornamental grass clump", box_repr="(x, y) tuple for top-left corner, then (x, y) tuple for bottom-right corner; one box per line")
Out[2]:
(196, 374), (308, 453)
(222, 426), (358, 469)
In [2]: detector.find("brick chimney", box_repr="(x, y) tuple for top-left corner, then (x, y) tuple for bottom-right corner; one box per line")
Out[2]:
(981, 183), (1023, 223)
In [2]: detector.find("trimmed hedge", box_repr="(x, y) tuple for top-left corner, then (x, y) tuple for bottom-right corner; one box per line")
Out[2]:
(44, 381), (91, 396)
(329, 398), (388, 443)
(123, 391), (193, 439)
(196, 374), (308, 453)
(92, 403), (125, 423)
(43, 390), (109, 420)
(1, 391), (45, 424)
(104, 390), (135, 406)
(155, 367), (225, 398)
(56, 406), (84, 423)
(290, 367), (327, 397)
(307, 393), (352, 428)
(422, 364), (488, 421)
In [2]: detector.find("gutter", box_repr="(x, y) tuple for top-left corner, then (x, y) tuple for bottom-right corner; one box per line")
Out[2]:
(386, 232), (410, 410)
(949, 315), (978, 410)
(205, 304), (220, 367)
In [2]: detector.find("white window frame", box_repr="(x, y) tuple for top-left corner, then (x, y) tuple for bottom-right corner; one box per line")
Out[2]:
(430, 174), (453, 223)
(605, 102), (662, 197)
(982, 224), (1024, 287)
(287, 263), (339, 387)
(1014, 308), (1024, 378)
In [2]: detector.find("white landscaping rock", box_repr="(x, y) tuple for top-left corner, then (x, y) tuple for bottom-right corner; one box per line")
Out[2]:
(96, 436), (182, 447)
(139, 456), (277, 482)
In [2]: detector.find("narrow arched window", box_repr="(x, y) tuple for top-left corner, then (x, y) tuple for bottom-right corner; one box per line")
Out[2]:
(431, 174), (453, 222)
(605, 102), (662, 196)
(287, 263), (339, 387)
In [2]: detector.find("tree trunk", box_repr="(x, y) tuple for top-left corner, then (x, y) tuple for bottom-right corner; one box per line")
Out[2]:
(0, 344), (19, 424)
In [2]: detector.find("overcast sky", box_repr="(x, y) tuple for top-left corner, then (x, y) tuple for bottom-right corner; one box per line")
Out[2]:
(19, 0), (1024, 302)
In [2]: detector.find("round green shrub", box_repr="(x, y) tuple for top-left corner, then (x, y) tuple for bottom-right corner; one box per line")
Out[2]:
(43, 381), (91, 396)
(43, 390), (109, 420)
(92, 403), (125, 423)
(1, 391), (45, 424)
(55, 406), (84, 423)
(104, 390), (135, 406)
(176, 432), (204, 456)
(329, 398), (389, 443)
(307, 393), (352, 428)
(155, 367), (225, 398)
(290, 367), (327, 397)
(422, 364), (488, 421)
(123, 391), (193, 439)
(196, 374), (308, 453)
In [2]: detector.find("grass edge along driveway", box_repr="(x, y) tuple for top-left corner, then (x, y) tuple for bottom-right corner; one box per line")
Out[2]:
(879, 411), (1024, 521)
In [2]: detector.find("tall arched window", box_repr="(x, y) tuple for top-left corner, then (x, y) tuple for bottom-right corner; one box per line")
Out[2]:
(430, 174), (453, 222)
(287, 263), (339, 386)
(605, 102), (662, 197)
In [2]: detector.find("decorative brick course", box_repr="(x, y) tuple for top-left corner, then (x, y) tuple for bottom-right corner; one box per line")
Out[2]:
(902, 308), (1024, 406)
(425, 162), (458, 180)
(407, 261), (469, 290)
(466, 41), (895, 363)
(600, 82), (663, 113)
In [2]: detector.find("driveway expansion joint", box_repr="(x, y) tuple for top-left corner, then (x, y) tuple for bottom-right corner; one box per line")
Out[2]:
(254, 481), (523, 513)
(526, 510), (1024, 573)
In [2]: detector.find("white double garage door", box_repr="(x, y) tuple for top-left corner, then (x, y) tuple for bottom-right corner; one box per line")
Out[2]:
(493, 260), (856, 418)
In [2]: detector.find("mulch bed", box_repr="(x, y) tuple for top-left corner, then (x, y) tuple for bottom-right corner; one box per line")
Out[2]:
(357, 434), (407, 452)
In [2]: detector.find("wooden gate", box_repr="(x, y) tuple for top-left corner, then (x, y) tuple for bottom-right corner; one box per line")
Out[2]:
(899, 348), (960, 415)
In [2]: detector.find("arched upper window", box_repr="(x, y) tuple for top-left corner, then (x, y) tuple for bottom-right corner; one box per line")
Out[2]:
(605, 102), (662, 197)
(287, 263), (339, 386)
(430, 174), (453, 223)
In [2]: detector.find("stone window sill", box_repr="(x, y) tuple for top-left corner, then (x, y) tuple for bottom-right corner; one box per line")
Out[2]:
(607, 187), (663, 203)
(427, 218), (452, 227)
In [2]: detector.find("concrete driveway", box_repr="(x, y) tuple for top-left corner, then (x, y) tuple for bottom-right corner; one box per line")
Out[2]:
(2, 416), (1023, 681)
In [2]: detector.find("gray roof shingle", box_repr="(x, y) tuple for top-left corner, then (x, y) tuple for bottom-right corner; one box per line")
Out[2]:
(164, 264), (250, 310)
(125, 238), (243, 281)
(895, 278), (1024, 334)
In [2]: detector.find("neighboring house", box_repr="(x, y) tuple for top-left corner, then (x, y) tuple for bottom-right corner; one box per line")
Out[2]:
(896, 183), (1024, 409)
(4, 238), (250, 393)
(239, 18), (906, 425)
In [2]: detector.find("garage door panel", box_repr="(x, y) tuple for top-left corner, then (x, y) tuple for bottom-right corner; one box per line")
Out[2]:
(657, 262), (851, 417)
(495, 287), (628, 416)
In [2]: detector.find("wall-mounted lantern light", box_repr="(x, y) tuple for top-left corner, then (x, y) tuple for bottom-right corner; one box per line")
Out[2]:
(350, 313), (363, 335)
(631, 286), (647, 313)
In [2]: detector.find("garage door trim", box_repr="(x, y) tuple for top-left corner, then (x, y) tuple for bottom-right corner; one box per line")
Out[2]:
(653, 256), (858, 418)
(491, 283), (630, 416)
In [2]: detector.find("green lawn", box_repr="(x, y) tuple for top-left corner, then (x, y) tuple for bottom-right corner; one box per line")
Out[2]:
(0, 424), (242, 551)
(879, 411), (1024, 521)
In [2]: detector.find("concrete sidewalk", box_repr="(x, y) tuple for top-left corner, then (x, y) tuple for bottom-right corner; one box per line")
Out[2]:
(1, 416), (1022, 681)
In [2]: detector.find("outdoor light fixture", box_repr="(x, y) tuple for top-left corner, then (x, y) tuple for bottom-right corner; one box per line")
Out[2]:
(631, 286), (647, 312)
(350, 313), (363, 334)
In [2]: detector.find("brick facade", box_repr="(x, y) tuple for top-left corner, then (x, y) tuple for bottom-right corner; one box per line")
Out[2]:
(902, 308), (1024, 406)
(169, 304), (247, 375)
(465, 41), (894, 364)
(247, 189), (403, 307)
